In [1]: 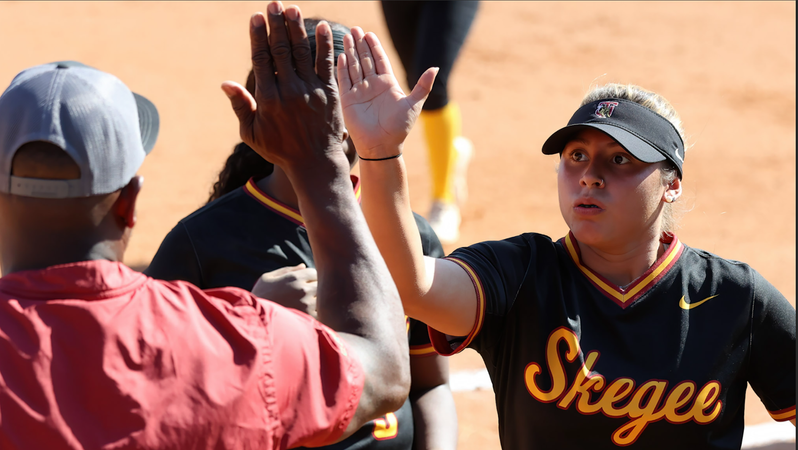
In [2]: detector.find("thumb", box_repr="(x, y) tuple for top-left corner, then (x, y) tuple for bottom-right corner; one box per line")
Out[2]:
(407, 67), (439, 109)
(222, 81), (257, 126)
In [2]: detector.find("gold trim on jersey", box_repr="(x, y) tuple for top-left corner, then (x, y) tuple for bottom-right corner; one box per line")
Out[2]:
(409, 344), (438, 357)
(425, 257), (486, 356)
(563, 232), (684, 308)
(243, 176), (363, 227)
(769, 406), (796, 421)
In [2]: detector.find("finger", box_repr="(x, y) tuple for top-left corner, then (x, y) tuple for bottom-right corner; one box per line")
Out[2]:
(352, 27), (375, 78)
(407, 67), (439, 109)
(299, 268), (318, 282)
(290, 267), (317, 283)
(249, 12), (277, 99)
(343, 33), (363, 85)
(364, 32), (393, 76)
(284, 6), (315, 82)
(337, 53), (352, 92)
(314, 21), (336, 88)
(266, 1), (298, 84)
(260, 264), (305, 282)
(221, 81), (256, 134)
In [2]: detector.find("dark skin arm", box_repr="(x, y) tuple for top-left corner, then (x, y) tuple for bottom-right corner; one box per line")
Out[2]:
(410, 354), (458, 450)
(221, 2), (424, 439)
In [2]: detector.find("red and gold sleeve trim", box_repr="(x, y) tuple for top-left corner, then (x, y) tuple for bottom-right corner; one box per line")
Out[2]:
(427, 257), (486, 356)
(769, 406), (796, 422)
(409, 344), (437, 357)
(563, 232), (684, 309)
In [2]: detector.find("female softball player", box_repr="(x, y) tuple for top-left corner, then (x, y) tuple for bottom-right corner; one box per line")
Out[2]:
(380, 1), (479, 244)
(335, 27), (796, 448)
(145, 17), (458, 450)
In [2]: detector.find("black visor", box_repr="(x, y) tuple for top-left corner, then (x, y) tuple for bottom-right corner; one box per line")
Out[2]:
(542, 98), (685, 178)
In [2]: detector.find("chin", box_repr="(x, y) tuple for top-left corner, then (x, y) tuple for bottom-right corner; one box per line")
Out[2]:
(567, 220), (613, 247)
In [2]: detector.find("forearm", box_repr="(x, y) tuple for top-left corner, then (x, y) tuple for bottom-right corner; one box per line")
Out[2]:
(410, 384), (459, 450)
(359, 148), (431, 317)
(286, 156), (409, 409)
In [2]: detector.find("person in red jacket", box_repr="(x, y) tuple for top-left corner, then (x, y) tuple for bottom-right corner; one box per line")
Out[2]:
(0, 4), (418, 449)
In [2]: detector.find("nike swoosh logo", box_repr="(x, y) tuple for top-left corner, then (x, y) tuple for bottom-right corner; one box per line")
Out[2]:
(679, 295), (719, 310)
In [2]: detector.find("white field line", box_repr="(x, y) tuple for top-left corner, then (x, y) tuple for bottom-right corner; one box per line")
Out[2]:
(449, 369), (795, 448)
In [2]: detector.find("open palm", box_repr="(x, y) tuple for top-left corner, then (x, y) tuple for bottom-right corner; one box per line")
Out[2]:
(338, 28), (437, 158)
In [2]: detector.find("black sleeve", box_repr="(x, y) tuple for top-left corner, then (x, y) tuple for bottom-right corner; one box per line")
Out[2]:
(748, 269), (796, 418)
(428, 235), (534, 354)
(144, 221), (205, 288)
(413, 212), (445, 258)
(449, 235), (533, 319)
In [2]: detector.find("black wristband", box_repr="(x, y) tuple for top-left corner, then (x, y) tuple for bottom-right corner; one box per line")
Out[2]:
(357, 152), (403, 161)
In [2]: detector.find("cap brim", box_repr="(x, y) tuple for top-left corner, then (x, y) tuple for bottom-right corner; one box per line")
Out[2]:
(541, 123), (666, 164)
(133, 93), (159, 154)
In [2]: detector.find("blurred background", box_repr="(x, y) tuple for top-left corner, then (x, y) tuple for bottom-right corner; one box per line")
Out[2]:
(1, 2), (794, 448)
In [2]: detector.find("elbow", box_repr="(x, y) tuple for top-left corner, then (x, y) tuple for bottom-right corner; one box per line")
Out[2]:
(380, 351), (412, 414)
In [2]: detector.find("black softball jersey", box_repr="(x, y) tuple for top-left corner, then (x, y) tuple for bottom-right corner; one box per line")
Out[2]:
(146, 176), (445, 450)
(429, 232), (795, 449)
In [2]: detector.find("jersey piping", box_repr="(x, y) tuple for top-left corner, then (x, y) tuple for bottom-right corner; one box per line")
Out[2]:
(243, 175), (362, 227)
(769, 406), (796, 422)
(562, 232), (684, 308)
(429, 257), (487, 356)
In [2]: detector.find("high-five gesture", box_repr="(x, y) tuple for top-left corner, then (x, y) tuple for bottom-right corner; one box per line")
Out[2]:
(220, 3), (412, 440)
(221, 2), (346, 173)
(337, 28), (438, 158)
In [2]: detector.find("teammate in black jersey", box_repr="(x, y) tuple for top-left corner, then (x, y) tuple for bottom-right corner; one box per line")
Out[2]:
(145, 17), (457, 450)
(333, 28), (796, 448)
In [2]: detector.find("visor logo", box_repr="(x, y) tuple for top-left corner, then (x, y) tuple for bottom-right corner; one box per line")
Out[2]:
(595, 101), (619, 118)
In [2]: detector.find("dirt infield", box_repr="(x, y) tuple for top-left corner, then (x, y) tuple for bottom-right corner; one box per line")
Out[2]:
(1, 2), (794, 448)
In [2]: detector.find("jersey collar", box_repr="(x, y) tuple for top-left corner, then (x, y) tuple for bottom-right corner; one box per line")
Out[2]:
(243, 175), (362, 227)
(561, 232), (684, 308)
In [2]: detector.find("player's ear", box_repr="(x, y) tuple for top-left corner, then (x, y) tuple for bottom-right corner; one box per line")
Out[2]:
(114, 176), (143, 228)
(663, 176), (682, 203)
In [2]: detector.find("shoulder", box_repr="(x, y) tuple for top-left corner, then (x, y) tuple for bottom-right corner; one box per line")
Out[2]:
(451, 232), (557, 262)
(179, 187), (254, 227)
(679, 244), (757, 287)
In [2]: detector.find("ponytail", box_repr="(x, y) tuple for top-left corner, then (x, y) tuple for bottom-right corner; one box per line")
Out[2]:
(207, 142), (274, 203)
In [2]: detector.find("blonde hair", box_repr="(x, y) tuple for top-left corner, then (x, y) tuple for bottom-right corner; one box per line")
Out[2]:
(581, 83), (685, 233)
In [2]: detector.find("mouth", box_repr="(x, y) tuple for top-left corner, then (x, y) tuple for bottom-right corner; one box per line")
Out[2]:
(573, 198), (605, 213)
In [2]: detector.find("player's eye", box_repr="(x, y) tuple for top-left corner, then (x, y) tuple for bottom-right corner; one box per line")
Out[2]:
(612, 154), (631, 165)
(569, 150), (587, 162)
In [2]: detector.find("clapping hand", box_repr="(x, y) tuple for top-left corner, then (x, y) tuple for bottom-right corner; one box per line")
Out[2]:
(337, 27), (438, 158)
(221, 2), (346, 173)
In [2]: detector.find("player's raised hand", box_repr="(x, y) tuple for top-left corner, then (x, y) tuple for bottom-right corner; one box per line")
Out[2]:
(338, 27), (438, 158)
(221, 2), (346, 173)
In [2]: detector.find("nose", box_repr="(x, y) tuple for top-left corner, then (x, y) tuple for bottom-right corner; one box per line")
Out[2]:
(580, 161), (605, 188)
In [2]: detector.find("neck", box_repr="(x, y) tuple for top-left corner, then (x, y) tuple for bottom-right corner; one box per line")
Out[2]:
(1, 230), (126, 275)
(575, 232), (665, 288)
(255, 165), (299, 210)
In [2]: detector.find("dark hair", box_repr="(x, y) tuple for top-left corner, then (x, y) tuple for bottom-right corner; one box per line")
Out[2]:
(207, 17), (350, 204)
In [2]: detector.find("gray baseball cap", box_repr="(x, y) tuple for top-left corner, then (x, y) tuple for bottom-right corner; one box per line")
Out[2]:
(0, 61), (159, 198)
